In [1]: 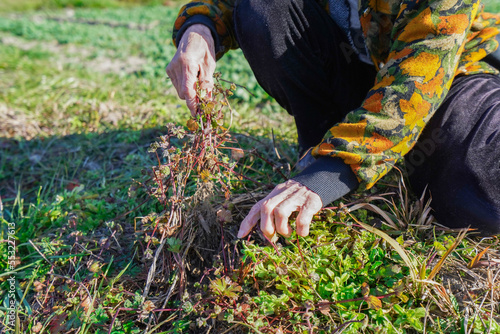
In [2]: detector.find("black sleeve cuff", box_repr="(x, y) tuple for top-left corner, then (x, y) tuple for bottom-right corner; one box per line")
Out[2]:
(175, 15), (222, 54)
(292, 156), (359, 207)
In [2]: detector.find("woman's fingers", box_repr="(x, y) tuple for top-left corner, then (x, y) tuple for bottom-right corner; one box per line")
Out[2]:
(237, 183), (291, 238)
(166, 24), (215, 115)
(273, 203), (297, 237)
(166, 58), (198, 115)
(258, 181), (298, 238)
(237, 199), (263, 238)
(181, 69), (198, 116)
(199, 55), (215, 92)
(297, 192), (322, 236)
(238, 180), (322, 240)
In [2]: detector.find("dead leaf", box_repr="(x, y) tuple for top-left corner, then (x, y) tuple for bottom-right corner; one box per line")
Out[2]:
(66, 179), (80, 191)
(469, 246), (490, 269)
(49, 313), (68, 334)
(80, 295), (92, 312)
(318, 301), (330, 315)
(366, 295), (382, 310)
(186, 119), (199, 131)
(32, 322), (43, 333)
(231, 148), (245, 160)
(33, 281), (45, 292)
(361, 282), (370, 297)
(217, 208), (232, 223)
(275, 264), (288, 276)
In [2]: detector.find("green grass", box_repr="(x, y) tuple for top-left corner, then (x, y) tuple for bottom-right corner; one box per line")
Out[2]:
(0, 2), (499, 334)
(0, 0), (171, 13)
(484, 0), (500, 13)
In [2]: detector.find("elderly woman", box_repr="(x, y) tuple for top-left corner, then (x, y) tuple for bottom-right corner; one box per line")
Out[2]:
(167, 0), (500, 236)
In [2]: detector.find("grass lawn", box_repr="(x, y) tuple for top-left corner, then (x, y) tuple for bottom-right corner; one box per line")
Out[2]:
(484, 0), (500, 12)
(1, 1), (499, 333)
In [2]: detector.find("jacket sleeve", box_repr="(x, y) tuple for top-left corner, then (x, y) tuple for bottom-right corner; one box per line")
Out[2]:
(457, 10), (500, 74)
(312, 0), (493, 190)
(172, 0), (239, 59)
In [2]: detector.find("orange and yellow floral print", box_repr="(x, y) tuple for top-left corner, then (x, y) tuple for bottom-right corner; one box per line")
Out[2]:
(391, 133), (417, 155)
(328, 120), (367, 140)
(186, 6), (210, 16)
(331, 151), (364, 166)
(396, 8), (436, 44)
(437, 14), (470, 35)
(400, 52), (441, 82)
(364, 133), (394, 153)
(415, 67), (445, 98)
(174, 15), (187, 30)
(369, 0), (392, 14)
(399, 93), (432, 127)
(387, 48), (413, 61)
(363, 92), (384, 113)
(372, 75), (395, 90)
(315, 142), (336, 155)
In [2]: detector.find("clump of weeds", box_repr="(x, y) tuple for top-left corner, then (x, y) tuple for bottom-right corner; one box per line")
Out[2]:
(132, 73), (250, 331)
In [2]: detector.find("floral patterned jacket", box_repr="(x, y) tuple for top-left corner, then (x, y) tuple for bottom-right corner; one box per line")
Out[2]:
(172, 0), (500, 190)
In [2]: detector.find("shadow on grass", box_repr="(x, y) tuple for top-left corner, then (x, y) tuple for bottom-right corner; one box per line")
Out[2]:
(0, 127), (164, 202)
(0, 126), (295, 218)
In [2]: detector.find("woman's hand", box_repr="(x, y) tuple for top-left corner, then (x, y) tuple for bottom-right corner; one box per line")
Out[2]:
(166, 24), (216, 116)
(238, 180), (322, 239)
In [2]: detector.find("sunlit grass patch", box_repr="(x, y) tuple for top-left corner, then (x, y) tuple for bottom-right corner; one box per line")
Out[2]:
(484, 0), (500, 13)
(0, 0), (167, 13)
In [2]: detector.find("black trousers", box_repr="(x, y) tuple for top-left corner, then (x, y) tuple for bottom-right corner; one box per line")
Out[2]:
(233, 0), (500, 234)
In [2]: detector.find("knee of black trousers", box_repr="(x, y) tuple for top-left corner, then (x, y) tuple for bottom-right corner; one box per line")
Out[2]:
(405, 74), (500, 236)
(436, 189), (500, 236)
(407, 161), (500, 236)
(233, 0), (303, 113)
(234, 0), (269, 47)
(233, 0), (287, 63)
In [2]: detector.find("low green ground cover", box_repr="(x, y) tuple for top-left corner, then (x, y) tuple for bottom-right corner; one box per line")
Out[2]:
(483, 0), (500, 12)
(1, 2), (499, 334)
(0, 0), (171, 13)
